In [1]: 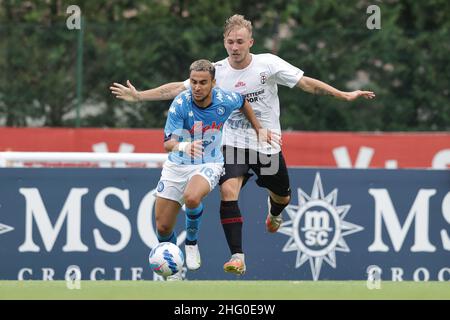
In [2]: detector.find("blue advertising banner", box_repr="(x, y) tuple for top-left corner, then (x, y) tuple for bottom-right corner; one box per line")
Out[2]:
(0, 168), (449, 281)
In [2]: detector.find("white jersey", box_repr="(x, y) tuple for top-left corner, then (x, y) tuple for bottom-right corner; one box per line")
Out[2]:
(184, 53), (303, 154)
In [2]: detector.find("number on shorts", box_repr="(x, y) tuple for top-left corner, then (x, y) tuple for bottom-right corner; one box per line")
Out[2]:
(200, 167), (214, 178)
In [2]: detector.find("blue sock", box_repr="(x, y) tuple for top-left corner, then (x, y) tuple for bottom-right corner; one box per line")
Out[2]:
(157, 230), (177, 245)
(185, 203), (203, 245)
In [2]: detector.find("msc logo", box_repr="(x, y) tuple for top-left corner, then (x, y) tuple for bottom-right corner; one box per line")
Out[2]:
(278, 172), (363, 280)
(157, 182), (165, 193)
(302, 208), (334, 248)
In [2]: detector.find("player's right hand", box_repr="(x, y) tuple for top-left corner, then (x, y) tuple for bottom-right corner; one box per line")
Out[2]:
(177, 140), (203, 158)
(187, 140), (204, 158)
(110, 80), (141, 102)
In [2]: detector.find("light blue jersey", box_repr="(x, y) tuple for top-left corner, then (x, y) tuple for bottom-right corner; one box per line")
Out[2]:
(164, 87), (245, 164)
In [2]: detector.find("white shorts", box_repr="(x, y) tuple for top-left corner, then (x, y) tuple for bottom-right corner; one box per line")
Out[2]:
(156, 160), (224, 205)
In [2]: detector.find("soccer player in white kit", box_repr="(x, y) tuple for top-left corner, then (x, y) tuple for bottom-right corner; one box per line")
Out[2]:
(111, 15), (375, 276)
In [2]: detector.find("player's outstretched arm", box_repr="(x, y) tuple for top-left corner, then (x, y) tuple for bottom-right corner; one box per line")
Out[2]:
(297, 76), (375, 101)
(110, 80), (186, 102)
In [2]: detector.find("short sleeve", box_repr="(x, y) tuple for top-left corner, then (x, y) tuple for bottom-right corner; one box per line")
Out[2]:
(268, 54), (304, 88)
(233, 92), (245, 110)
(222, 90), (245, 111)
(163, 100), (185, 141)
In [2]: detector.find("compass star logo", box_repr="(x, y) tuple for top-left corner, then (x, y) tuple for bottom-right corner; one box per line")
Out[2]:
(278, 172), (363, 280)
(0, 222), (14, 235)
(0, 204), (14, 236)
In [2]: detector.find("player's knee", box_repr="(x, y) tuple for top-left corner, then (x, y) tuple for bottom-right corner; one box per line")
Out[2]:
(183, 192), (201, 209)
(272, 194), (291, 205)
(220, 182), (240, 200)
(281, 195), (291, 205)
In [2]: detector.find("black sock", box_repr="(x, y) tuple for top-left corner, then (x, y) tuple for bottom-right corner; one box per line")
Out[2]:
(269, 196), (290, 216)
(220, 200), (243, 255)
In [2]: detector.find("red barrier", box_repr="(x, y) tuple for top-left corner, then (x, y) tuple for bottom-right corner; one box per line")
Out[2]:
(0, 128), (165, 153)
(0, 128), (448, 168)
(282, 131), (450, 169)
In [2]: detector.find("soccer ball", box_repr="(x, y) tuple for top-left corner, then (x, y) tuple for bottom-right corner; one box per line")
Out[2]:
(148, 242), (184, 277)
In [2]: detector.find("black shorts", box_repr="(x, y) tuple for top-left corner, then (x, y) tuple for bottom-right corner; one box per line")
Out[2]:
(219, 145), (291, 197)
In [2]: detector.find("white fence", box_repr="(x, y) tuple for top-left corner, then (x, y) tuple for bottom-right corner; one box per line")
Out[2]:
(0, 152), (168, 168)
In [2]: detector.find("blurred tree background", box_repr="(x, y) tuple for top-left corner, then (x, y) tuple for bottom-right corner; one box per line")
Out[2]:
(0, 0), (449, 130)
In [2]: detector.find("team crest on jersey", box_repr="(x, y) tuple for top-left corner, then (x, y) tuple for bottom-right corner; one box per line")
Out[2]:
(157, 181), (165, 192)
(217, 106), (225, 116)
(260, 72), (267, 84)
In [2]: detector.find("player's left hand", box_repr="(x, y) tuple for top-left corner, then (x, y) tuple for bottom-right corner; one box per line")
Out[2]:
(344, 90), (376, 101)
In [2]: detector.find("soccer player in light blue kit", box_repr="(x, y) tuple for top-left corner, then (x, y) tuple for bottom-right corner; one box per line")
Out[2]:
(155, 59), (272, 280)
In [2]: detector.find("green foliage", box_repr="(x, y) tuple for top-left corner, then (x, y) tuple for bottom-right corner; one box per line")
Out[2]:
(0, 0), (449, 130)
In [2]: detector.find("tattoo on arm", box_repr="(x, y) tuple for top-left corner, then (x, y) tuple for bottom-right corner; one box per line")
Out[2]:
(159, 88), (172, 99)
(314, 88), (333, 96)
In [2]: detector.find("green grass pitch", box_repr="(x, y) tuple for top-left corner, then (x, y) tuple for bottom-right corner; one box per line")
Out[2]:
(0, 280), (449, 300)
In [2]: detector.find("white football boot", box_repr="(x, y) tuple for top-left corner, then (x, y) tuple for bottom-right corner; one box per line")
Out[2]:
(185, 244), (201, 271)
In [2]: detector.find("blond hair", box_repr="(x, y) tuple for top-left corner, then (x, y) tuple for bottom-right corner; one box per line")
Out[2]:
(223, 14), (253, 37)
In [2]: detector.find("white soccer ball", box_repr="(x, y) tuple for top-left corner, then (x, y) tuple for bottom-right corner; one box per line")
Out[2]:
(148, 242), (184, 277)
